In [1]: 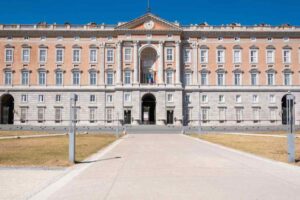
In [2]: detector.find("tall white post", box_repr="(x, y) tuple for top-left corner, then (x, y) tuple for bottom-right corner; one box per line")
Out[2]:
(175, 41), (181, 84)
(99, 42), (105, 85)
(192, 42), (198, 85)
(133, 41), (139, 84)
(116, 41), (122, 85)
(69, 94), (77, 163)
(158, 41), (164, 84)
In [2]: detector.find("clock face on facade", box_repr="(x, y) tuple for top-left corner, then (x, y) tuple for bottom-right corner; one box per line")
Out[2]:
(144, 20), (155, 30)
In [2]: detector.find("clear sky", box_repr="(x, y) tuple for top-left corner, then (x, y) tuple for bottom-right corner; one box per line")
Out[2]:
(0, 0), (299, 26)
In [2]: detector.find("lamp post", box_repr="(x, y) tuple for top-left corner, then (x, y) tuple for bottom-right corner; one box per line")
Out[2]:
(69, 94), (77, 163)
(286, 92), (295, 163)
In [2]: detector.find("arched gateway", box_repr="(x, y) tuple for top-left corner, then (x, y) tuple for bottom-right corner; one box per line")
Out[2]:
(141, 93), (156, 124)
(0, 94), (14, 124)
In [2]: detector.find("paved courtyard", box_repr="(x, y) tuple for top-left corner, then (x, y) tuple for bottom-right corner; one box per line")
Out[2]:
(27, 133), (300, 200)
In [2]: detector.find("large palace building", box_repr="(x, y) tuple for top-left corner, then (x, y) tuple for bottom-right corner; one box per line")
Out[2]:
(0, 13), (299, 127)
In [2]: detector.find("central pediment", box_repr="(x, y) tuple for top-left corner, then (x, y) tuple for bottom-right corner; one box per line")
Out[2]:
(115, 13), (182, 31)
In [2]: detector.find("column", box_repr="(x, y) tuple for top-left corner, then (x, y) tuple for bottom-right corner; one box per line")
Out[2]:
(116, 41), (122, 85)
(175, 41), (181, 84)
(158, 41), (164, 84)
(99, 42), (105, 85)
(192, 42), (198, 85)
(133, 41), (139, 84)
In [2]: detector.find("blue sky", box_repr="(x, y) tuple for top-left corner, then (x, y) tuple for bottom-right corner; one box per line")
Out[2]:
(0, 0), (299, 25)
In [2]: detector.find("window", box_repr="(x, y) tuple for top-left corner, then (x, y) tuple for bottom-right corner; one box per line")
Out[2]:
(217, 73), (225, 86)
(236, 108), (243, 123)
(236, 95), (242, 103)
(56, 49), (64, 63)
(21, 94), (28, 103)
(20, 107), (27, 123)
(90, 72), (97, 85)
(106, 108), (113, 123)
(73, 49), (81, 63)
(184, 72), (192, 85)
(5, 48), (13, 62)
(37, 107), (45, 123)
(55, 94), (61, 102)
(233, 50), (241, 63)
(167, 94), (173, 102)
(22, 48), (30, 63)
(90, 49), (97, 63)
(200, 50), (208, 63)
(270, 108), (277, 122)
(202, 108), (209, 123)
(252, 94), (259, 103)
(253, 108), (260, 122)
(38, 95), (44, 103)
(4, 71), (12, 85)
(185, 94), (191, 104)
(106, 49), (114, 63)
(89, 108), (96, 123)
(166, 71), (173, 84)
(124, 48), (132, 62)
(284, 73), (291, 85)
(184, 49), (191, 63)
(90, 94), (96, 103)
(72, 72), (80, 85)
(234, 73), (241, 86)
(201, 73), (208, 85)
(219, 95), (225, 103)
(267, 73), (275, 85)
(266, 50), (275, 64)
(55, 71), (63, 86)
(269, 94), (276, 103)
(283, 50), (291, 63)
(106, 94), (113, 103)
(250, 50), (258, 63)
(107, 72), (113, 85)
(251, 73), (258, 85)
(124, 93), (131, 103)
(166, 48), (173, 61)
(202, 95), (208, 103)
(55, 107), (62, 123)
(124, 71), (131, 84)
(38, 71), (46, 85)
(219, 108), (226, 122)
(217, 50), (225, 63)
(39, 48), (47, 63)
(21, 71), (29, 86)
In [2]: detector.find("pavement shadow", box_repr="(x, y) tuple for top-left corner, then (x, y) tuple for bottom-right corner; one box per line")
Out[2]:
(75, 156), (122, 164)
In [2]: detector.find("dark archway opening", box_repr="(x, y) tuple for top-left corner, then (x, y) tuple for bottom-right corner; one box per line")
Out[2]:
(142, 93), (156, 124)
(0, 94), (14, 124)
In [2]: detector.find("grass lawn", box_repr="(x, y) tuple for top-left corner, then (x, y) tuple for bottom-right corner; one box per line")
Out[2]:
(0, 130), (56, 137)
(193, 134), (300, 166)
(0, 134), (116, 167)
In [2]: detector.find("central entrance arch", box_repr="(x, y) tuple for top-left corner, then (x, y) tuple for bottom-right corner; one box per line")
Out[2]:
(0, 94), (14, 124)
(141, 93), (156, 124)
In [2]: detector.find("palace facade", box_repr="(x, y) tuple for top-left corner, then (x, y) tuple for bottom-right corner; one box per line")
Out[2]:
(0, 13), (299, 126)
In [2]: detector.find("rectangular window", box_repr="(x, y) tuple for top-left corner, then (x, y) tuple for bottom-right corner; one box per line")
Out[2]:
(90, 49), (97, 63)
(124, 48), (132, 62)
(38, 72), (46, 85)
(269, 94), (276, 103)
(90, 94), (96, 102)
(55, 71), (63, 86)
(201, 73), (208, 85)
(106, 108), (113, 123)
(22, 48), (30, 63)
(38, 94), (44, 103)
(251, 73), (258, 85)
(90, 72), (97, 85)
(106, 49), (114, 63)
(89, 108), (96, 123)
(250, 50), (258, 63)
(253, 108), (260, 122)
(185, 94), (191, 104)
(200, 50), (208, 63)
(217, 50), (225, 63)
(73, 49), (81, 63)
(184, 73), (192, 85)
(21, 71), (29, 85)
(39, 48), (47, 63)
(283, 50), (291, 63)
(236, 95), (242, 103)
(166, 48), (173, 61)
(284, 73), (291, 85)
(37, 107), (45, 123)
(73, 72), (80, 85)
(201, 95), (208, 103)
(20, 107), (27, 123)
(252, 94), (259, 103)
(236, 108), (243, 123)
(266, 50), (275, 64)
(56, 49), (64, 63)
(270, 108), (277, 122)
(267, 73), (275, 85)
(233, 50), (241, 63)
(219, 95), (225, 103)
(55, 107), (62, 123)
(166, 71), (173, 84)
(184, 49), (191, 63)
(167, 94), (173, 102)
(219, 107), (226, 122)
(21, 94), (28, 103)
(124, 71), (131, 84)
(124, 93), (131, 103)
(5, 49), (13, 62)
(4, 72), (12, 85)
(202, 108), (209, 123)
(234, 73), (241, 86)
(217, 73), (225, 86)
(106, 94), (113, 103)
(107, 72), (113, 85)
(55, 94), (61, 102)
